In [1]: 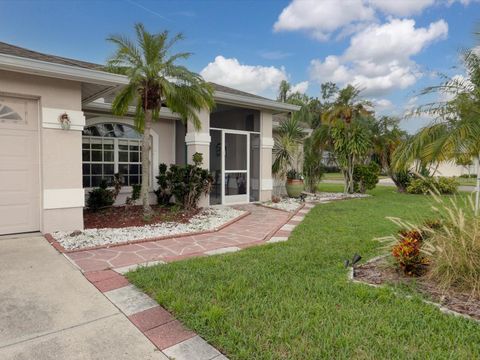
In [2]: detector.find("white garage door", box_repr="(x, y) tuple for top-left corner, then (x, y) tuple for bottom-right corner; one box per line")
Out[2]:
(0, 96), (40, 235)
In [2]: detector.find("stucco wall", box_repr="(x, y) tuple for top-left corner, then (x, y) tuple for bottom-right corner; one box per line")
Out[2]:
(0, 70), (84, 233)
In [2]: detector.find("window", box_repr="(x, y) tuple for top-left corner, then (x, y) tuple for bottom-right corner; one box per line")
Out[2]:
(0, 103), (23, 122)
(82, 123), (143, 188)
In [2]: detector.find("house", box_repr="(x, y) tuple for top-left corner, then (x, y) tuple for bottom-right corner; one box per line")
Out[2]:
(0, 42), (300, 235)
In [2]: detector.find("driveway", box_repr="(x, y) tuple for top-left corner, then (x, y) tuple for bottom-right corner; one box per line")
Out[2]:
(0, 234), (166, 360)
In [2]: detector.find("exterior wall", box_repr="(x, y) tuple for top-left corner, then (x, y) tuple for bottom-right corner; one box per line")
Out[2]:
(260, 111), (274, 201)
(435, 161), (476, 177)
(186, 109), (210, 207)
(0, 70), (84, 233)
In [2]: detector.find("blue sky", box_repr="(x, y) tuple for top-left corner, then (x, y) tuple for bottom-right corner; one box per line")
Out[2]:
(0, 0), (479, 132)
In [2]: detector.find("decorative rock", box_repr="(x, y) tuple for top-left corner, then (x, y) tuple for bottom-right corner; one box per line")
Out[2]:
(52, 207), (246, 250)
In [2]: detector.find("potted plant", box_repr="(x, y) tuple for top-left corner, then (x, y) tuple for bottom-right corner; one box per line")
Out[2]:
(286, 169), (305, 198)
(272, 115), (305, 198)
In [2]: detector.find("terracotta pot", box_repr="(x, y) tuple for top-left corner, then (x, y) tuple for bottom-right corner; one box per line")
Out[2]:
(286, 179), (305, 198)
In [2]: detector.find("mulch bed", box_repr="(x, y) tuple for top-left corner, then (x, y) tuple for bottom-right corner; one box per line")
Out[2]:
(84, 205), (200, 229)
(355, 257), (480, 321)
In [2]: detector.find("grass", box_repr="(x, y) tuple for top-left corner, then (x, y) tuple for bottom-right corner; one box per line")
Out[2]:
(322, 172), (388, 181)
(128, 185), (480, 359)
(456, 177), (476, 186)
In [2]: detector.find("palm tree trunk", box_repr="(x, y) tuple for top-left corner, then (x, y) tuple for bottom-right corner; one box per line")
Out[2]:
(476, 155), (480, 216)
(142, 109), (153, 216)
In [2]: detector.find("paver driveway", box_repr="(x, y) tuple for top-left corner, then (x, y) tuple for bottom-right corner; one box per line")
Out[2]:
(0, 234), (166, 360)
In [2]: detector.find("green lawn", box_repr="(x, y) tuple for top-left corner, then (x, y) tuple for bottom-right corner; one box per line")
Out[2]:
(128, 185), (480, 359)
(456, 177), (476, 186)
(322, 172), (388, 181)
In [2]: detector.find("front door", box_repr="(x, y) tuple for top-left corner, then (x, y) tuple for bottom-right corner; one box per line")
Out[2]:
(223, 130), (249, 205)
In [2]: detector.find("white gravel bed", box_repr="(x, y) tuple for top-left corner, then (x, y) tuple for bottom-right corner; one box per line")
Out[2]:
(264, 192), (370, 212)
(52, 207), (246, 250)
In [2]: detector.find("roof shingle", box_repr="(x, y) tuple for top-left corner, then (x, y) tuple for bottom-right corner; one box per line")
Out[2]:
(0, 41), (273, 101)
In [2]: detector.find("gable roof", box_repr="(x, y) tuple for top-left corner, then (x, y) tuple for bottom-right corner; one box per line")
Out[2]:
(0, 41), (299, 112)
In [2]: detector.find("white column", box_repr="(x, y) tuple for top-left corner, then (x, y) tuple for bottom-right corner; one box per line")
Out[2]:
(185, 109), (211, 207)
(260, 111), (274, 201)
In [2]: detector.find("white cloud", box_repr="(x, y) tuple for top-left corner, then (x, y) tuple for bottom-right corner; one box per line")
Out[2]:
(372, 98), (393, 108)
(289, 81), (309, 94)
(309, 19), (448, 96)
(273, 0), (375, 41)
(368, 0), (436, 16)
(200, 56), (287, 97)
(273, 0), (475, 40)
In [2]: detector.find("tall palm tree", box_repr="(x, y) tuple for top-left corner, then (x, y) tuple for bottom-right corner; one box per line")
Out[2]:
(277, 80), (291, 103)
(107, 23), (215, 215)
(320, 85), (373, 193)
(393, 48), (480, 212)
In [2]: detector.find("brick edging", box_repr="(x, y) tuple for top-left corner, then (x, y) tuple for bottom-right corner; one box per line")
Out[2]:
(262, 202), (307, 242)
(45, 210), (251, 254)
(84, 269), (227, 357)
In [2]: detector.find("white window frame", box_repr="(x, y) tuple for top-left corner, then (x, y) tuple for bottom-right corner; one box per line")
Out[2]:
(82, 117), (160, 192)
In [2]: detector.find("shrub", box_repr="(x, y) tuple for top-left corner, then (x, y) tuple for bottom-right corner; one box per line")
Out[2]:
(126, 184), (141, 205)
(406, 177), (458, 195)
(353, 162), (380, 193)
(459, 174), (476, 178)
(422, 195), (480, 297)
(155, 153), (213, 210)
(323, 165), (341, 173)
(391, 235), (429, 276)
(87, 180), (115, 210)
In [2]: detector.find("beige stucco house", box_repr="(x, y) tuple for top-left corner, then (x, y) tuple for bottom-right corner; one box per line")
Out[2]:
(0, 42), (299, 235)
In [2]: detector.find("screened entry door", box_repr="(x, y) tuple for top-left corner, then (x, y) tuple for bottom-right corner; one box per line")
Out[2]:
(223, 130), (249, 205)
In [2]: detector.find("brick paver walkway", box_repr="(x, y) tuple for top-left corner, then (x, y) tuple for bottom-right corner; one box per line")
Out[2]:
(67, 204), (292, 272)
(62, 201), (321, 360)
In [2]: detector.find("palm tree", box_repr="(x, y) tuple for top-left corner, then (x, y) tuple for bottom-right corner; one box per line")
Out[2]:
(107, 23), (215, 215)
(277, 80), (291, 103)
(272, 114), (305, 177)
(371, 116), (409, 192)
(393, 47), (480, 212)
(320, 85), (373, 193)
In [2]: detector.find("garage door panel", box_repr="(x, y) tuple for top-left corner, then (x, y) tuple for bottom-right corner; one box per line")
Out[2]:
(0, 170), (29, 192)
(0, 134), (31, 159)
(0, 204), (36, 232)
(0, 96), (39, 235)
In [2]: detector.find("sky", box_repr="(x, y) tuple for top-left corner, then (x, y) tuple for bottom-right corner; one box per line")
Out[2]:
(0, 0), (479, 132)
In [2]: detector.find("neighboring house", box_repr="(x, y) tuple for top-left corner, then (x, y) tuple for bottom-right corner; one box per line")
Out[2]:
(0, 42), (299, 235)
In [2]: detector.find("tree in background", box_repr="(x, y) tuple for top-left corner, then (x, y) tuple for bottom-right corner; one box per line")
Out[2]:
(371, 116), (410, 192)
(277, 80), (291, 103)
(107, 23), (215, 215)
(393, 46), (480, 212)
(320, 85), (373, 193)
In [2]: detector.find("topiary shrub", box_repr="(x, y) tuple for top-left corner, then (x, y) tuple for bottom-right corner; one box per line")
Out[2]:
(406, 176), (458, 195)
(86, 180), (115, 211)
(155, 153), (213, 210)
(353, 162), (380, 193)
